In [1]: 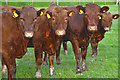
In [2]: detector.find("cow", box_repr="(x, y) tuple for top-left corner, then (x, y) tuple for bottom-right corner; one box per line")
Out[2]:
(91, 12), (119, 58)
(1, 6), (40, 79)
(43, 3), (109, 73)
(33, 5), (75, 78)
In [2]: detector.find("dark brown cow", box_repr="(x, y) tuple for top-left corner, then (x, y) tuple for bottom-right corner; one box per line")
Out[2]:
(1, 6), (40, 79)
(91, 12), (119, 58)
(33, 6), (74, 78)
(1, 12), (28, 79)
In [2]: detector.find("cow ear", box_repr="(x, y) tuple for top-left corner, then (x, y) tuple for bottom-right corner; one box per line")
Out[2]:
(113, 14), (119, 19)
(76, 5), (85, 14)
(101, 6), (109, 13)
(68, 11), (75, 17)
(46, 11), (52, 19)
(37, 8), (45, 16)
(12, 8), (20, 18)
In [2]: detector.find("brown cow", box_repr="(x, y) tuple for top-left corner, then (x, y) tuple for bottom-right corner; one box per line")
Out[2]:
(1, 12), (28, 79)
(33, 6), (75, 78)
(1, 6), (40, 79)
(91, 12), (119, 58)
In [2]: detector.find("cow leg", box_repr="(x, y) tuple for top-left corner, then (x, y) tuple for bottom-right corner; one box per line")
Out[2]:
(2, 56), (7, 74)
(71, 40), (82, 74)
(91, 42), (98, 58)
(35, 48), (43, 78)
(81, 47), (88, 71)
(3, 54), (16, 80)
(43, 52), (48, 66)
(63, 41), (68, 55)
(49, 53), (55, 76)
(56, 42), (61, 65)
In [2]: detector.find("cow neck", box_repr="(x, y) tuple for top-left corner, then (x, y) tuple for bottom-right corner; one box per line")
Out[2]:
(47, 18), (56, 35)
(98, 20), (106, 34)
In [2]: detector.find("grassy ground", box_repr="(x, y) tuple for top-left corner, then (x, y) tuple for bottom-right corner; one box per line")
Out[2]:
(0, 3), (119, 79)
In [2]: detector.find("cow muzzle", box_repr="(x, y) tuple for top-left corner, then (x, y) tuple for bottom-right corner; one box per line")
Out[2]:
(104, 27), (110, 31)
(55, 30), (66, 36)
(88, 26), (97, 31)
(24, 31), (34, 38)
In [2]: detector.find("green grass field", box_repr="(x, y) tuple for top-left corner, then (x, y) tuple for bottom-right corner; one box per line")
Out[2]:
(0, 2), (119, 79)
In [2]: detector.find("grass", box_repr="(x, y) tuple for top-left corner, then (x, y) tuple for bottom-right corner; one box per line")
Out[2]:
(0, 3), (119, 79)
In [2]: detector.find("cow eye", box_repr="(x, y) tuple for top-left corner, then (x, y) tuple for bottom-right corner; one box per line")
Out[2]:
(33, 18), (37, 22)
(20, 18), (24, 22)
(65, 18), (68, 23)
(52, 18), (55, 20)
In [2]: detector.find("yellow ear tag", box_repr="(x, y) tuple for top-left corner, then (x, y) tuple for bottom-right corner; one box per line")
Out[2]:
(99, 16), (102, 19)
(69, 12), (73, 17)
(79, 10), (84, 14)
(40, 11), (43, 16)
(13, 10), (19, 18)
(114, 16), (117, 19)
(47, 13), (51, 19)
(103, 10), (106, 12)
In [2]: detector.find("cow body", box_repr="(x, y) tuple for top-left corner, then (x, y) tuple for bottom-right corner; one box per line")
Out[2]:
(1, 12), (28, 79)
(91, 12), (119, 57)
(1, 6), (39, 79)
(33, 5), (75, 78)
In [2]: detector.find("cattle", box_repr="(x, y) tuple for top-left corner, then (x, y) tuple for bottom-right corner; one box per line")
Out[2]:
(44, 3), (109, 73)
(1, 6), (40, 79)
(33, 5), (75, 78)
(91, 12), (119, 58)
(1, 12), (28, 79)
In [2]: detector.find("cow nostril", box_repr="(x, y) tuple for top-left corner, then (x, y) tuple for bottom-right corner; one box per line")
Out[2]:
(24, 32), (34, 38)
(88, 26), (97, 31)
(55, 30), (65, 36)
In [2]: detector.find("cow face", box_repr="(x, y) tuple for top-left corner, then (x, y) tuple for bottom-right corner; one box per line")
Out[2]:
(45, 6), (74, 36)
(100, 12), (119, 31)
(12, 6), (43, 38)
(76, 3), (109, 32)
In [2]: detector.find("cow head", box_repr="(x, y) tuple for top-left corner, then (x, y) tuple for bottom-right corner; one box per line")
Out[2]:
(45, 6), (75, 36)
(76, 3), (109, 32)
(100, 12), (119, 31)
(12, 6), (44, 38)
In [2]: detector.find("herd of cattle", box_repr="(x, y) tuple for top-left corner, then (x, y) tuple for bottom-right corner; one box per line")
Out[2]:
(0, 1), (119, 79)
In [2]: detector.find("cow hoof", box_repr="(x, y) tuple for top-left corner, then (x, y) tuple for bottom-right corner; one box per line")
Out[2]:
(76, 67), (82, 75)
(56, 58), (61, 65)
(50, 66), (56, 76)
(57, 61), (61, 65)
(2, 65), (7, 74)
(36, 70), (41, 78)
(43, 61), (48, 66)
(64, 50), (68, 55)
(82, 66), (88, 72)
(82, 62), (88, 72)
(92, 53), (97, 58)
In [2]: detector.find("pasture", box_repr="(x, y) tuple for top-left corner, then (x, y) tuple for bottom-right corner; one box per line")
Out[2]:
(0, 2), (119, 79)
